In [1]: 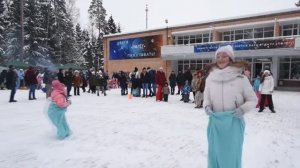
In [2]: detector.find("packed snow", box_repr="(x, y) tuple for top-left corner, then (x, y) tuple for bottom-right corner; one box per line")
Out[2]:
(0, 88), (299, 168)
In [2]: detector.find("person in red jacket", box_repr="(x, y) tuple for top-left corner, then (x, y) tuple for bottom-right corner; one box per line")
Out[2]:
(25, 66), (38, 100)
(155, 67), (166, 102)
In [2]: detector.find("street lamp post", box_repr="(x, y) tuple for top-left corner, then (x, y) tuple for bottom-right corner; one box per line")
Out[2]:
(165, 19), (168, 45)
(145, 4), (148, 29)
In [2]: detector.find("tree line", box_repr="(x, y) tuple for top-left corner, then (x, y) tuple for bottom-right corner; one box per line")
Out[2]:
(0, 0), (120, 70)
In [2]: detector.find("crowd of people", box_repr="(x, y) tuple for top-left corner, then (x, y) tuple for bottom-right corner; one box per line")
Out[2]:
(0, 45), (277, 168)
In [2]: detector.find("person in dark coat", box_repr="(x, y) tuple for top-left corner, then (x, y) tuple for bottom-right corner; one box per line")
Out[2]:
(57, 69), (65, 84)
(0, 69), (7, 90)
(25, 66), (38, 100)
(43, 68), (55, 98)
(6, 65), (17, 102)
(147, 67), (156, 97)
(176, 70), (185, 95)
(119, 71), (128, 95)
(168, 70), (177, 95)
(65, 68), (73, 97)
(184, 68), (193, 85)
(140, 67), (150, 97)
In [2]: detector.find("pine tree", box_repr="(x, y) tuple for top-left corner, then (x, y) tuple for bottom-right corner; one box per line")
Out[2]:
(5, 0), (22, 61)
(81, 30), (94, 68)
(88, 0), (107, 36)
(23, 0), (51, 66)
(88, 0), (107, 70)
(107, 15), (117, 34)
(0, 0), (6, 63)
(117, 23), (121, 33)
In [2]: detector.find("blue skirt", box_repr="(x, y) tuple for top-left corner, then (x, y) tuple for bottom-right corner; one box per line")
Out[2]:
(48, 102), (71, 140)
(207, 111), (245, 168)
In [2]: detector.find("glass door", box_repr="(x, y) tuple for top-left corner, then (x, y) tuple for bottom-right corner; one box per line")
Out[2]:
(253, 58), (272, 77)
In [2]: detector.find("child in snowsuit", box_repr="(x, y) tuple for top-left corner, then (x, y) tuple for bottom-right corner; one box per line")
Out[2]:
(162, 82), (170, 102)
(182, 80), (191, 103)
(48, 80), (71, 140)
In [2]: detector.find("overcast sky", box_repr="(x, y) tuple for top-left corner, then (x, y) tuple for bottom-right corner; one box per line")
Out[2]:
(77, 0), (299, 33)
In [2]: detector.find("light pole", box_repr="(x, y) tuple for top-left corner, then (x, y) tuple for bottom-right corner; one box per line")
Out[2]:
(165, 19), (169, 45)
(145, 4), (148, 29)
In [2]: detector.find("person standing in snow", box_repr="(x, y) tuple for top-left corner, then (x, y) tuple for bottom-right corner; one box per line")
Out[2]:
(258, 70), (275, 113)
(73, 70), (81, 96)
(6, 65), (17, 102)
(25, 66), (38, 100)
(203, 45), (257, 168)
(155, 67), (166, 102)
(162, 82), (170, 102)
(168, 70), (177, 95)
(47, 80), (72, 140)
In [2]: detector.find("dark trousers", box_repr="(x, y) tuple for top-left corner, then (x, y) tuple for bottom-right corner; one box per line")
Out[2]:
(74, 86), (80, 95)
(67, 84), (72, 96)
(9, 87), (16, 101)
(163, 94), (168, 102)
(81, 86), (86, 92)
(170, 86), (175, 95)
(260, 94), (274, 110)
(177, 85), (183, 94)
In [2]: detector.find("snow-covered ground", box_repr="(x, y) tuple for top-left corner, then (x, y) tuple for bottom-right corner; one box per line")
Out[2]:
(0, 88), (299, 168)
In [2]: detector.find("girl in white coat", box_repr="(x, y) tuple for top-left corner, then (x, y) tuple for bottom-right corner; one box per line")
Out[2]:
(258, 70), (275, 113)
(204, 45), (257, 168)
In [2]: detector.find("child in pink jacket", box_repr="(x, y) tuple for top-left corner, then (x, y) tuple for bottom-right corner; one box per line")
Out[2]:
(48, 80), (71, 140)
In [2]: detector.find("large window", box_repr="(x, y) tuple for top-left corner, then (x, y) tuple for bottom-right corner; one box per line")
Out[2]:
(175, 33), (212, 45)
(279, 57), (300, 80)
(178, 59), (212, 72)
(282, 24), (299, 36)
(222, 26), (274, 41)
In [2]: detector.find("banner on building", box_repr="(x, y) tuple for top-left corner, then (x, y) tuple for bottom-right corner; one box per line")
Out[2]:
(109, 35), (163, 60)
(194, 38), (295, 53)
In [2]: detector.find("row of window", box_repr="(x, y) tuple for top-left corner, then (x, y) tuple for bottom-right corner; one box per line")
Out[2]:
(173, 24), (300, 44)
(222, 27), (274, 41)
(176, 57), (300, 80)
(176, 33), (212, 45)
(178, 59), (212, 72)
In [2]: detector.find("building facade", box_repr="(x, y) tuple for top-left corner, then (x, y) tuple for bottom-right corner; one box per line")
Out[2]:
(103, 8), (300, 90)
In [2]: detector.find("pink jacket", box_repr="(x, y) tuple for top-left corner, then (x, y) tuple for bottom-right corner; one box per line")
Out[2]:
(51, 80), (70, 108)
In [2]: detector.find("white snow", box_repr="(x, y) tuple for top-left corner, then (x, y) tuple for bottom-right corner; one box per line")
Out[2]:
(0, 89), (299, 168)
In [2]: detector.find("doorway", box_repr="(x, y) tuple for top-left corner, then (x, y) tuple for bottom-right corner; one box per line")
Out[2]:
(253, 58), (272, 77)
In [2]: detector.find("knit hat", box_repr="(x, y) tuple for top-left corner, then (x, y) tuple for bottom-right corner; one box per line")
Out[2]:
(52, 80), (65, 91)
(215, 45), (235, 61)
(264, 70), (270, 74)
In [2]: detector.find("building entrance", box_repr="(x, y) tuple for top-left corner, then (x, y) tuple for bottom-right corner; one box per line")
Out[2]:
(253, 58), (272, 77)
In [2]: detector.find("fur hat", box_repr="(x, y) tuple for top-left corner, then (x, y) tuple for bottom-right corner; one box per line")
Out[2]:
(215, 45), (234, 61)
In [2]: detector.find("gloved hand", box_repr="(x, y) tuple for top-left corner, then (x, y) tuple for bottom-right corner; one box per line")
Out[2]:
(205, 106), (213, 116)
(68, 100), (72, 105)
(233, 108), (244, 118)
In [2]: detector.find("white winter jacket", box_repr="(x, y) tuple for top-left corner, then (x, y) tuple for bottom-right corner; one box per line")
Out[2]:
(259, 76), (274, 95)
(203, 66), (257, 113)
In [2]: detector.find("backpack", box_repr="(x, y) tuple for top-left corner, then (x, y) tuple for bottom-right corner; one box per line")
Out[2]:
(130, 72), (136, 82)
